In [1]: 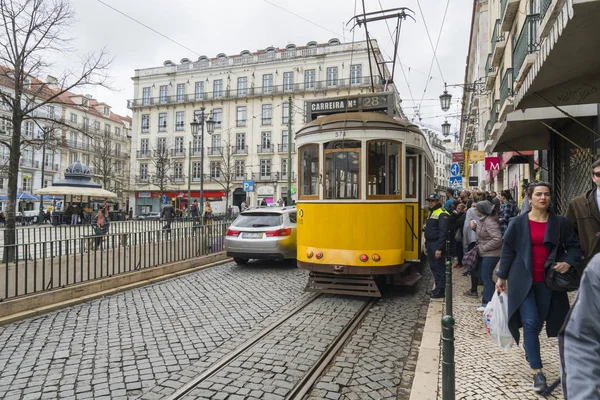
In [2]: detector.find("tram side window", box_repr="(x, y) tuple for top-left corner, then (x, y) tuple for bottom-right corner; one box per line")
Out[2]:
(299, 144), (319, 198)
(406, 155), (418, 199)
(367, 141), (401, 198)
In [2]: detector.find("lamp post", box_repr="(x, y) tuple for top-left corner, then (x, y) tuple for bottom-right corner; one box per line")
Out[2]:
(442, 120), (451, 137)
(37, 127), (50, 224)
(189, 107), (215, 219)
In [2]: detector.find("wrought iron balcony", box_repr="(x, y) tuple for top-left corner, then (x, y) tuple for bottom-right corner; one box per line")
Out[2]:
(491, 19), (506, 68)
(232, 145), (248, 155)
(170, 175), (185, 183)
(540, 0), (552, 20)
(513, 14), (540, 81)
(170, 148), (186, 157)
(277, 143), (296, 153)
(206, 147), (222, 156)
(136, 150), (151, 158)
(500, 0), (519, 31)
(499, 68), (514, 109)
(44, 162), (59, 171)
(135, 175), (149, 183)
(485, 120), (492, 141)
(490, 100), (500, 127)
(257, 145), (274, 154)
(485, 53), (497, 90)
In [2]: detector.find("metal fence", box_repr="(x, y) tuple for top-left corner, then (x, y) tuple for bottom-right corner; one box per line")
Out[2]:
(0, 220), (228, 301)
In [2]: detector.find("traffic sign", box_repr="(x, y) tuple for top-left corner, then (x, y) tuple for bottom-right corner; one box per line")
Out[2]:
(162, 194), (167, 204)
(469, 176), (479, 187)
(290, 186), (296, 194)
(449, 176), (463, 188)
(450, 163), (460, 177)
(243, 180), (255, 192)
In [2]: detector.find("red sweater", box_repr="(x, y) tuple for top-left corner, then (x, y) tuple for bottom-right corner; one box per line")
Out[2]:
(529, 220), (548, 283)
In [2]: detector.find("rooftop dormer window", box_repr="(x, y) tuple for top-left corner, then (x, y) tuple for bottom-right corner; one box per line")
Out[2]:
(104, 106), (109, 116)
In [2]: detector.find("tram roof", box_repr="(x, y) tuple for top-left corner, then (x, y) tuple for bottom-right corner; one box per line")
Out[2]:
(298, 112), (422, 135)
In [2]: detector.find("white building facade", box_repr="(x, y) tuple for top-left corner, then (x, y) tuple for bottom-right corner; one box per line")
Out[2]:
(127, 39), (399, 214)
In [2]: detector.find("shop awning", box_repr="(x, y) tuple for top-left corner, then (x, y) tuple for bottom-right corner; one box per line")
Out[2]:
(34, 186), (118, 198)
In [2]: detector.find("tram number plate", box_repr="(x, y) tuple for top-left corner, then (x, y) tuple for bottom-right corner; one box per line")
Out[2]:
(242, 232), (262, 239)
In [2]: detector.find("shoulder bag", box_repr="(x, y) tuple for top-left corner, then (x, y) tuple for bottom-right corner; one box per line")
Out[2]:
(463, 245), (479, 271)
(544, 217), (581, 292)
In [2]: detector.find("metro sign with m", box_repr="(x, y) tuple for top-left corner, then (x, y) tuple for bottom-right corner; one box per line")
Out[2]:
(485, 157), (501, 171)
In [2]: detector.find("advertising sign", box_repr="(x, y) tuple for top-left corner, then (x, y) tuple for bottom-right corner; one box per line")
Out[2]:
(485, 157), (501, 171)
(470, 150), (485, 162)
(452, 152), (465, 162)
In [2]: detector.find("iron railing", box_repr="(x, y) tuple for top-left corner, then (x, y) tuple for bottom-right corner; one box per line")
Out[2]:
(257, 145), (275, 154)
(206, 147), (222, 156)
(513, 14), (540, 80)
(491, 19), (505, 55)
(499, 68), (514, 108)
(170, 148), (186, 157)
(485, 120), (492, 141)
(485, 53), (494, 76)
(500, 0), (508, 20)
(277, 144), (296, 153)
(232, 146), (248, 155)
(540, 0), (553, 20)
(0, 219), (229, 301)
(136, 150), (151, 158)
(490, 100), (500, 127)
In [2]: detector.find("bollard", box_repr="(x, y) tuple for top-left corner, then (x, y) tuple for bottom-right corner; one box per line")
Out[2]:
(441, 314), (456, 400)
(445, 238), (453, 316)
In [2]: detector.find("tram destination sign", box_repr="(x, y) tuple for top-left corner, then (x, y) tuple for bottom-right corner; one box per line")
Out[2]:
(307, 93), (393, 120)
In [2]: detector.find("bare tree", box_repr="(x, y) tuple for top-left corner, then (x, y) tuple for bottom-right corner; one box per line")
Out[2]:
(0, 0), (112, 255)
(148, 144), (173, 207)
(210, 131), (236, 215)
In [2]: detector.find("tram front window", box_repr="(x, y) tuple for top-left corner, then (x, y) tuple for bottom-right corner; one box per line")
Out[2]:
(367, 141), (401, 198)
(299, 144), (319, 199)
(325, 150), (360, 200)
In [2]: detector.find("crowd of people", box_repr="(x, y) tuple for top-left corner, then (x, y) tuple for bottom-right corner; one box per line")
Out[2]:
(423, 160), (600, 398)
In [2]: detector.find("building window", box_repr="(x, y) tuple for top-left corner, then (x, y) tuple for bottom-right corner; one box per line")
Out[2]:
(213, 79), (223, 98)
(176, 83), (185, 102)
(327, 67), (338, 87)
(261, 131), (271, 150)
(283, 72), (294, 92)
(282, 102), (289, 125)
(262, 104), (272, 125)
(260, 159), (271, 178)
(140, 163), (148, 180)
(175, 136), (184, 155)
(142, 114), (150, 133)
(48, 105), (55, 119)
(236, 132), (246, 152)
(350, 64), (362, 85)
(157, 137), (167, 154)
(24, 121), (34, 137)
(104, 124), (111, 134)
(192, 136), (201, 155)
(210, 161), (221, 179)
(192, 162), (201, 180)
(304, 69), (315, 89)
(115, 127), (121, 137)
(70, 152), (77, 163)
(263, 74), (273, 94)
(104, 106), (110, 116)
(70, 113), (77, 123)
(235, 160), (245, 179)
(158, 113), (167, 132)
(281, 158), (288, 178)
(236, 106), (246, 127)
(159, 85), (168, 103)
(82, 117), (89, 132)
(140, 138), (149, 155)
(213, 108), (222, 129)
(94, 121), (100, 131)
(22, 177), (31, 192)
(174, 162), (183, 179)
(142, 87), (151, 105)
(211, 134), (221, 150)
(237, 77), (247, 96)
(195, 81), (204, 101)
(281, 130), (289, 151)
(175, 111), (185, 131)
(114, 142), (121, 157)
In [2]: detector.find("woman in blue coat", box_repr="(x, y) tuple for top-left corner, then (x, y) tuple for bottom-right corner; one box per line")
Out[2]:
(495, 182), (581, 394)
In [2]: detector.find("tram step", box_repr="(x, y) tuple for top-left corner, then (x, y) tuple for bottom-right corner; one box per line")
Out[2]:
(305, 272), (382, 298)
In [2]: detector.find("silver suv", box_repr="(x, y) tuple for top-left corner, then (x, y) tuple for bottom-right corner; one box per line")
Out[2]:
(225, 206), (297, 265)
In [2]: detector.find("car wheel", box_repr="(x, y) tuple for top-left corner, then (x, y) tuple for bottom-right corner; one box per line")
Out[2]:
(234, 257), (248, 265)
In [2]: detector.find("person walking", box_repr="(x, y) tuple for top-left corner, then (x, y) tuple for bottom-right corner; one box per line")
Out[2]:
(495, 181), (581, 393)
(520, 182), (531, 215)
(469, 200), (502, 311)
(423, 193), (450, 299)
(191, 200), (200, 222)
(161, 201), (175, 235)
(463, 191), (484, 291)
(449, 203), (467, 268)
(566, 158), (600, 270)
(489, 191), (501, 213)
(203, 201), (213, 225)
(559, 253), (600, 399)
(499, 189), (519, 235)
(92, 208), (110, 249)
(444, 189), (455, 211)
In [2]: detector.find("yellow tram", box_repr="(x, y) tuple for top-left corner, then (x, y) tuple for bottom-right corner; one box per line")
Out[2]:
(295, 95), (434, 297)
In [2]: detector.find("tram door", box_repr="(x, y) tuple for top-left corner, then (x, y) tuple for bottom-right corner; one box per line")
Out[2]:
(404, 154), (420, 261)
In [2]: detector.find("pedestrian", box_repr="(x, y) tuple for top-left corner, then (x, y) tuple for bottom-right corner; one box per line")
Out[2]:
(449, 203), (467, 268)
(92, 208), (110, 249)
(203, 201), (213, 225)
(161, 201), (175, 234)
(241, 200), (247, 211)
(444, 189), (455, 211)
(488, 191), (501, 213)
(520, 182), (531, 215)
(559, 253), (600, 399)
(68, 204), (78, 226)
(277, 197), (284, 207)
(423, 193), (450, 299)
(566, 158), (600, 270)
(128, 207), (133, 220)
(460, 189), (473, 209)
(495, 181), (581, 393)
(470, 200), (502, 311)
(191, 200), (200, 222)
(499, 189), (519, 235)
(463, 190), (485, 292)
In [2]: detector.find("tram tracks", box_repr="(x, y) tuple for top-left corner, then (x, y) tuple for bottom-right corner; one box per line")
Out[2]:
(164, 294), (377, 400)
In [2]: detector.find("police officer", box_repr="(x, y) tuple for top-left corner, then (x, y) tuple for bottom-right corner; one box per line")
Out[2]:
(424, 193), (450, 298)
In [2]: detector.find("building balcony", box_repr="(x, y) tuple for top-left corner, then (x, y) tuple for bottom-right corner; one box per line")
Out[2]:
(154, 149), (169, 158)
(256, 173), (275, 181)
(127, 77), (375, 109)
(484, 120), (492, 141)
(485, 54), (497, 90)
(170, 148), (186, 157)
(513, 14), (540, 87)
(232, 145), (248, 155)
(277, 171), (296, 182)
(257, 144), (274, 154)
(170, 175), (185, 183)
(500, 0), (519, 31)
(491, 19), (506, 68)
(277, 143), (296, 153)
(539, 0), (565, 38)
(44, 162), (59, 171)
(66, 140), (92, 152)
(135, 175), (149, 183)
(19, 158), (38, 169)
(206, 147), (222, 156)
(499, 68), (514, 120)
(136, 150), (152, 158)
(490, 100), (501, 138)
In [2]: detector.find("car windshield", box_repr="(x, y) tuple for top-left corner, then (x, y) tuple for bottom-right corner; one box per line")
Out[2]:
(234, 213), (282, 228)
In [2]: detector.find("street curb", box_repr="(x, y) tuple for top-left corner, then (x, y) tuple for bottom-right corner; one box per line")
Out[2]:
(0, 254), (231, 326)
(409, 300), (443, 400)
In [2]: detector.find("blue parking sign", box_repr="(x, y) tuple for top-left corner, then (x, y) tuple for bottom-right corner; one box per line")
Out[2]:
(162, 194), (167, 204)
(243, 180), (255, 192)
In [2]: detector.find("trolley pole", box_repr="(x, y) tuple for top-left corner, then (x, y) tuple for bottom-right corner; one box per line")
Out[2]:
(287, 96), (293, 206)
(442, 236), (455, 400)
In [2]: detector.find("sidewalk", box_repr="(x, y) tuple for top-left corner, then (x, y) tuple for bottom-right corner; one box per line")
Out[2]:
(411, 265), (565, 400)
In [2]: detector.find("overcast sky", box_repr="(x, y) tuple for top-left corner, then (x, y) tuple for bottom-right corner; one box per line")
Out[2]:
(62, 0), (473, 136)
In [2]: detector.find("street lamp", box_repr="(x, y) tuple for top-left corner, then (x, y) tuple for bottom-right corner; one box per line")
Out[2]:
(441, 120), (451, 137)
(439, 84), (452, 112)
(189, 107), (215, 219)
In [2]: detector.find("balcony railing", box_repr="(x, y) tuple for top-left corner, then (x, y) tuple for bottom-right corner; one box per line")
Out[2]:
(257, 145), (274, 154)
(490, 100), (500, 127)
(66, 140), (91, 151)
(136, 150), (151, 158)
(170, 148), (186, 157)
(236, 120), (246, 127)
(232, 145), (248, 155)
(499, 68), (514, 108)
(513, 14), (540, 80)
(277, 143), (296, 153)
(127, 77), (375, 108)
(257, 173), (275, 181)
(540, 0), (552, 20)
(44, 162), (59, 171)
(485, 54), (494, 76)
(485, 121), (492, 141)
(170, 175), (185, 183)
(491, 19), (505, 56)
(206, 147), (222, 156)
(136, 175), (149, 183)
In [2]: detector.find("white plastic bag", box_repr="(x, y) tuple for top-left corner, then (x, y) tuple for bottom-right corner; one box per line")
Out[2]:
(482, 291), (512, 350)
